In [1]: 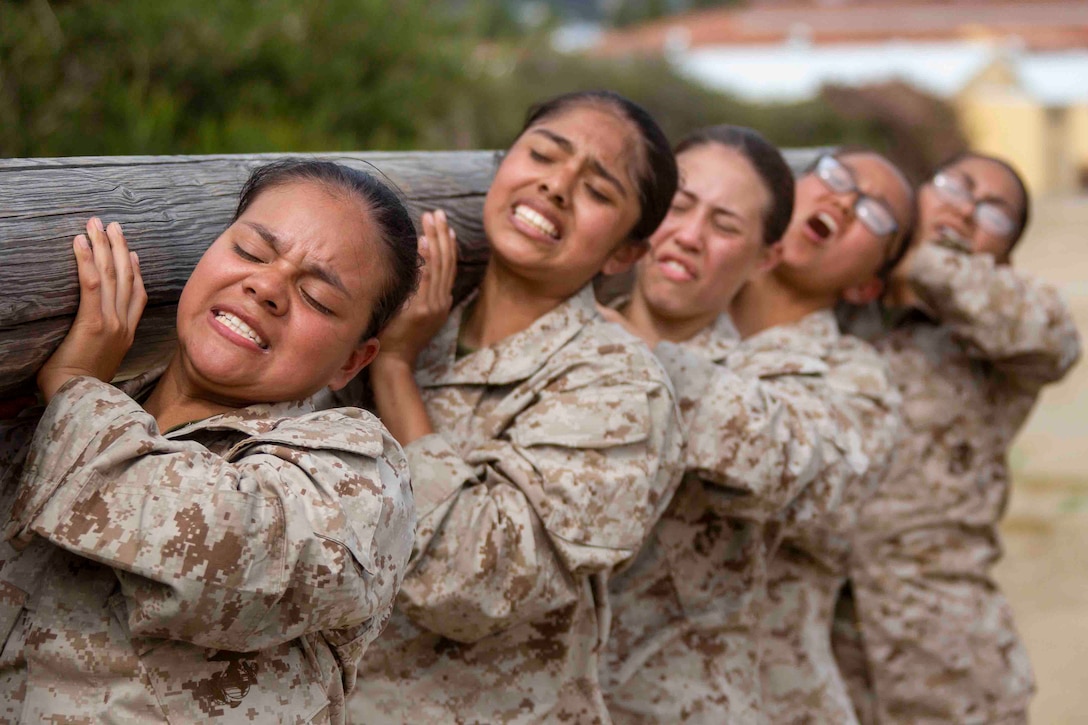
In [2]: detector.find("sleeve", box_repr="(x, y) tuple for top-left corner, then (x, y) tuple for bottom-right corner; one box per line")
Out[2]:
(779, 349), (903, 546)
(397, 368), (682, 644)
(909, 242), (1081, 386)
(4, 376), (415, 653)
(655, 341), (864, 524)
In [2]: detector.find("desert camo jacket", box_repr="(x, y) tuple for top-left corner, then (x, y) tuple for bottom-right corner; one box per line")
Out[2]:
(602, 308), (900, 725)
(0, 372), (415, 725)
(346, 286), (684, 725)
(839, 240), (1081, 725)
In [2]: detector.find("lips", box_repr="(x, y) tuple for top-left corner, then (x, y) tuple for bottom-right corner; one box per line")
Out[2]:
(805, 210), (840, 243)
(655, 252), (697, 282)
(212, 308), (269, 350)
(512, 203), (561, 241)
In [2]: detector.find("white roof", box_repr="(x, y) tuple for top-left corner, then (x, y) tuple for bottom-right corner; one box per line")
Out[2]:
(1016, 52), (1088, 105)
(675, 41), (1006, 102)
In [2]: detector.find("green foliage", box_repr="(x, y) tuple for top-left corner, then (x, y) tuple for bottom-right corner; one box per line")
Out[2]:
(1, 0), (964, 169)
(0, 0), (471, 156)
(436, 48), (900, 153)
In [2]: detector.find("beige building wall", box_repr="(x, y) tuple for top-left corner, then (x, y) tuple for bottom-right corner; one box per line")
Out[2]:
(956, 89), (1047, 196)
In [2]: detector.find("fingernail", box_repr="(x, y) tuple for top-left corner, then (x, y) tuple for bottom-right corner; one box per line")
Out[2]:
(436, 209), (446, 222)
(131, 251), (139, 265)
(419, 236), (429, 252)
(76, 235), (90, 250)
(92, 217), (104, 232)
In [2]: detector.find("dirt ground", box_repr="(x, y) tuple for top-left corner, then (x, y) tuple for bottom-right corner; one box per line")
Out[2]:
(992, 194), (1088, 724)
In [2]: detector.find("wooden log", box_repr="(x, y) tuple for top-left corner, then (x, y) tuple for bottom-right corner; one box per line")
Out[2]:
(0, 148), (823, 396)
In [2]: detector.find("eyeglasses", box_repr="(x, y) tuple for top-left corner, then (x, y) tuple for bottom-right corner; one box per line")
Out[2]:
(931, 171), (1016, 238)
(813, 156), (900, 238)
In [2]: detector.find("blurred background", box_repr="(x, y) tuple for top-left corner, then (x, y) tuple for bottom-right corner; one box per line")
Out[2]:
(2, 0), (1086, 721)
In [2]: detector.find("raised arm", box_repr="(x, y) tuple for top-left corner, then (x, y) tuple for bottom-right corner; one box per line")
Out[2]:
(909, 241), (1081, 385)
(655, 340), (872, 524)
(6, 376), (414, 653)
(397, 365), (682, 644)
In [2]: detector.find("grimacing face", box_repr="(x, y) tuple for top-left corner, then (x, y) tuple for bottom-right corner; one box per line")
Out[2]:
(481, 103), (646, 297)
(636, 143), (774, 323)
(173, 180), (382, 405)
(916, 155), (1025, 261)
(777, 152), (913, 302)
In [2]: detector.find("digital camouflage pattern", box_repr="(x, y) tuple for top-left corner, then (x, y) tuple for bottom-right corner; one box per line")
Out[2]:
(759, 319), (901, 725)
(604, 309), (898, 724)
(346, 286), (684, 725)
(838, 241), (1081, 724)
(0, 372), (415, 724)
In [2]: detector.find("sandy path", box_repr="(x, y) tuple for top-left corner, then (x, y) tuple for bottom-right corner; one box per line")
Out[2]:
(995, 194), (1088, 725)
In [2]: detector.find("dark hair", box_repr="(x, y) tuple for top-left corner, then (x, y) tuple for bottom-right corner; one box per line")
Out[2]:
(809, 149), (917, 282)
(519, 90), (677, 243)
(233, 159), (420, 339)
(674, 125), (795, 246)
(935, 151), (1031, 251)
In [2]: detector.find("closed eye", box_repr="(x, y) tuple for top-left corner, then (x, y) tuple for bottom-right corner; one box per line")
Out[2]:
(233, 244), (264, 263)
(529, 149), (551, 163)
(301, 288), (334, 316)
(586, 184), (611, 203)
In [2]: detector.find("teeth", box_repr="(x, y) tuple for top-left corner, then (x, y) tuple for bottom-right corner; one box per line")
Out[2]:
(514, 205), (559, 239)
(816, 212), (839, 236)
(662, 259), (694, 280)
(215, 312), (267, 349)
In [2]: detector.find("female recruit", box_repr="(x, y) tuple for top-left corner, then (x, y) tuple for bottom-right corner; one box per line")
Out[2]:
(0, 160), (418, 724)
(346, 91), (683, 724)
(603, 131), (906, 723)
(836, 153), (1081, 724)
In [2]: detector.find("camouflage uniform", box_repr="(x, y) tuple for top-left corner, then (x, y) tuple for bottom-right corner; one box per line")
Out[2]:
(0, 372), (415, 724)
(603, 309), (899, 724)
(839, 240), (1081, 724)
(347, 286), (684, 725)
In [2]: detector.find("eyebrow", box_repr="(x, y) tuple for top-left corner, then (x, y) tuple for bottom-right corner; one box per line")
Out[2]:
(677, 187), (741, 219)
(531, 128), (629, 199)
(243, 221), (350, 297)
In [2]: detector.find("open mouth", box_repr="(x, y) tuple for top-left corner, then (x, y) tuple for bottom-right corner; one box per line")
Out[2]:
(936, 224), (968, 245)
(214, 310), (268, 350)
(513, 204), (560, 240)
(657, 255), (697, 282)
(806, 211), (839, 242)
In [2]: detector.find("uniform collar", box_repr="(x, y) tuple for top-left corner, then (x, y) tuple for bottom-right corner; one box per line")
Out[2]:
(415, 285), (598, 387)
(117, 365), (317, 439)
(728, 308), (839, 377)
(680, 313), (740, 364)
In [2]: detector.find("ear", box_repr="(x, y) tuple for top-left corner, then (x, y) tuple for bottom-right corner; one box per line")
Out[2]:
(601, 239), (648, 277)
(327, 338), (381, 392)
(841, 276), (884, 306)
(757, 242), (783, 273)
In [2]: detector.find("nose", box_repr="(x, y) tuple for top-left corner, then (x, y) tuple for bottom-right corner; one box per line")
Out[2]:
(672, 214), (703, 252)
(539, 162), (576, 207)
(244, 264), (289, 315)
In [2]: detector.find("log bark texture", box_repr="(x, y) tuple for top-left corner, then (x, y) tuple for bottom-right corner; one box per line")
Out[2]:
(0, 148), (822, 395)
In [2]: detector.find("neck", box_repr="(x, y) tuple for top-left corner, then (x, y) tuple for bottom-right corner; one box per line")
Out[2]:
(624, 285), (717, 345)
(461, 262), (570, 349)
(731, 271), (832, 338)
(142, 356), (238, 432)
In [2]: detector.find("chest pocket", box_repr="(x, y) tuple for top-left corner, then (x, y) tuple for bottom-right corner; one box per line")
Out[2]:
(509, 386), (652, 450)
(120, 592), (331, 724)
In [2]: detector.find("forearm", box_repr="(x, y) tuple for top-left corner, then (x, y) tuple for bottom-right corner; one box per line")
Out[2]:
(370, 355), (435, 445)
(909, 243), (1081, 382)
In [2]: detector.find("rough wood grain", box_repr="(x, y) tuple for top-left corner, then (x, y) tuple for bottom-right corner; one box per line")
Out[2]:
(0, 148), (822, 395)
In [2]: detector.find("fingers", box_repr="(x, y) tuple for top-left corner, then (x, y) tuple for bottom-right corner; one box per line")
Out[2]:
(86, 217), (117, 320)
(420, 210), (457, 310)
(106, 222), (134, 320)
(127, 250), (148, 329)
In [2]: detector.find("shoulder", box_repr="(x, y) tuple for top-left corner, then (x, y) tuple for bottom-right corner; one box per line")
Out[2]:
(547, 316), (675, 394)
